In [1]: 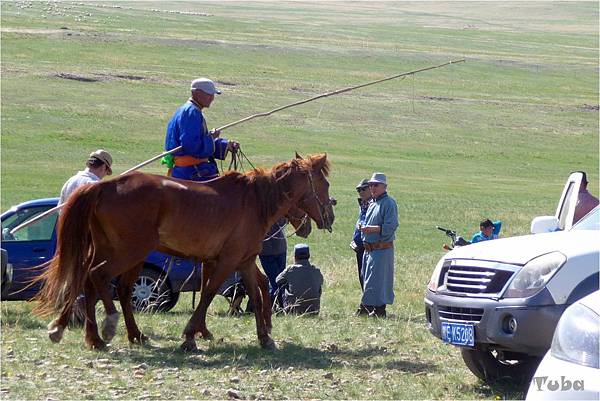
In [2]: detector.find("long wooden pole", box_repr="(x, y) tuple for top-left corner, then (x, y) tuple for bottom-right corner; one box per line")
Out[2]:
(10, 59), (465, 235)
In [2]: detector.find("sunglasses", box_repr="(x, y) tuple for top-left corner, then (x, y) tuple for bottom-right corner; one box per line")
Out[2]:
(357, 187), (368, 193)
(368, 183), (381, 187)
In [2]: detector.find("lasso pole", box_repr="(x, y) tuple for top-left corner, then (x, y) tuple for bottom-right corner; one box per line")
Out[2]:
(10, 59), (464, 235)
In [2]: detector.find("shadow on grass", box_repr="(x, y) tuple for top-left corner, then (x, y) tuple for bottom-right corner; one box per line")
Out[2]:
(115, 341), (337, 370)
(471, 378), (527, 400)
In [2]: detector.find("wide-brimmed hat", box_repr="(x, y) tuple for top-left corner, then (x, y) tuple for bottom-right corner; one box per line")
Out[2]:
(89, 149), (113, 175)
(355, 178), (369, 190)
(367, 172), (387, 186)
(294, 243), (310, 259)
(190, 78), (221, 95)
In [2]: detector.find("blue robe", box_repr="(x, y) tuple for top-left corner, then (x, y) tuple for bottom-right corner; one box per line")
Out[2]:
(360, 192), (399, 306)
(165, 100), (229, 181)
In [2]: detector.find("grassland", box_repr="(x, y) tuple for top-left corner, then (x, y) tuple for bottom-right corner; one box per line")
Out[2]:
(1, 1), (598, 400)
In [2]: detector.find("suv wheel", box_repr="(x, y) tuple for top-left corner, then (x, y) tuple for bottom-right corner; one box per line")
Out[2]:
(460, 348), (541, 384)
(131, 268), (179, 312)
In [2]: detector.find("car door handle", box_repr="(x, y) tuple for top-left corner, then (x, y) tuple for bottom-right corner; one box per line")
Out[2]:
(32, 247), (47, 252)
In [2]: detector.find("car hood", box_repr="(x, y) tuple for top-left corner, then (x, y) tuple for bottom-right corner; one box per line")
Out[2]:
(446, 230), (599, 265)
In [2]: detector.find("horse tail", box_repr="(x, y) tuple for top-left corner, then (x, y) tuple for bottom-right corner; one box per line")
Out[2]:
(33, 184), (101, 317)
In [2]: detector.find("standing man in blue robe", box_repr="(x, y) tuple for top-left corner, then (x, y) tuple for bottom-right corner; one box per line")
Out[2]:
(164, 77), (239, 181)
(357, 172), (399, 317)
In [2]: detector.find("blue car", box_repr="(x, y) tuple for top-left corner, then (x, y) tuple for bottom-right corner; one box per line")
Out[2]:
(1, 198), (201, 312)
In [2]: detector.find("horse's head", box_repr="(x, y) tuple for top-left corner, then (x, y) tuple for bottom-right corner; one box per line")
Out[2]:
(292, 153), (335, 232)
(286, 204), (311, 238)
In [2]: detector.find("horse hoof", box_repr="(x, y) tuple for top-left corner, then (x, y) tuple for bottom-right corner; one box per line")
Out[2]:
(129, 333), (149, 345)
(180, 340), (198, 353)
(47, 318), (64, 342)
(194, 330), (214, 341)
(101, 312), (119, 342)
(261, 338), (277, 350)
(88, 339), (107, 350)
(47, 323), (65, 343)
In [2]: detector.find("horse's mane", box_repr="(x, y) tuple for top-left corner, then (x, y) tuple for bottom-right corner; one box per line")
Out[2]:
(221, 154), (329, 224)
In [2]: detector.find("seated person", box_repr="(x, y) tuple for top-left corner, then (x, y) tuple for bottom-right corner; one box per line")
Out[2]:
(471, 219), (502, 243)
(217, 272), (247, 316)
(275, 244), (323, 315)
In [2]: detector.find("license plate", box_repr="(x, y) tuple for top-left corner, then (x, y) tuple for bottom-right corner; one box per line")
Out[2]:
(441, 321), (475, 347)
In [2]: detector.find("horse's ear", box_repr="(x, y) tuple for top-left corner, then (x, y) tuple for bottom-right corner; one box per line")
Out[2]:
(295, 151), (303, 160)
(310, 153), (327, 170)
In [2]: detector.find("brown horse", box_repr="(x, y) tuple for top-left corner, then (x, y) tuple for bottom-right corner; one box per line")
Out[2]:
(34, 154), (333, 350)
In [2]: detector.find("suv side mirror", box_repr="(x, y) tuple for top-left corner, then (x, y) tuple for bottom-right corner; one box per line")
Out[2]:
(531, 216), (560, 234)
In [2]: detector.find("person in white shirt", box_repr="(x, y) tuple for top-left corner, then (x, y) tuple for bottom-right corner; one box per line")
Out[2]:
(59, 149), (113, 205)
(58, 149), (113, 327)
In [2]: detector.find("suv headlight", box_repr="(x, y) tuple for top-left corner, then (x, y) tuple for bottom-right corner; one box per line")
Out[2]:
(551, 302), (599, 368)
(504, 252), (566, 298)
(427, 258), (445, 292)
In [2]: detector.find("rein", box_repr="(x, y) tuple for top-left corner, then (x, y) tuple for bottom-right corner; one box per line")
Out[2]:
(262, 213), (310, 242)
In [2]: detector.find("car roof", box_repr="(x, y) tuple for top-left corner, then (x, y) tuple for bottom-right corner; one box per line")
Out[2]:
(13, 198), (59, 208)
(2, 198), (59, 217)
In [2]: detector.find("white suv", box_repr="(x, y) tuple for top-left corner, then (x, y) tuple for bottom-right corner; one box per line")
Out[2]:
(424, 172), (599, 383)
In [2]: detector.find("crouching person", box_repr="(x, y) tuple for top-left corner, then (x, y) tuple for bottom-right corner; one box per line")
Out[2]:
(275, 244), (323, 315)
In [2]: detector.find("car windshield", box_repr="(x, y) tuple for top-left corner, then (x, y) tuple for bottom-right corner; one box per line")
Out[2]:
(571, 206), (600, 231)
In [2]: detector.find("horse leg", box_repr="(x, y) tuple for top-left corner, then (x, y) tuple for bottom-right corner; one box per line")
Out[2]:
(47, 302), (76, 343)
(180, 262), (228, 352)
(256, 267), (273, 333)
(241, 261), (275, 350)
(116, 263), (148, 344)
(194, 260), (216, 341)
(82, 279), (105, 349)
(87, 261), (121, 344)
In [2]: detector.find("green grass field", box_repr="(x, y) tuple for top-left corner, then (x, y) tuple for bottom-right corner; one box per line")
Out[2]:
(1, 1), (598, 400)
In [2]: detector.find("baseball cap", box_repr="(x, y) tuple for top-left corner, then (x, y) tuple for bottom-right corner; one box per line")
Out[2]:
(89, 149), (113, 175)
(190, 78), (221, 95)
(294, 243), (310, 259)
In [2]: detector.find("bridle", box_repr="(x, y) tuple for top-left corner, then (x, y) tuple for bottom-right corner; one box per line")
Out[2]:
(303, 169), (335, 232)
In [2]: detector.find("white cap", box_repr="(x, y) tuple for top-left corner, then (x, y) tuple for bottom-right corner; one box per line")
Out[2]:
(190, 78), (221, 95)
(368, 172), (387, 185)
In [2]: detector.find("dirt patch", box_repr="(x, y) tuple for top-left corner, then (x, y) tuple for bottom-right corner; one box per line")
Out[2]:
(112, 74), (146, 81)
(55, 73), (99, 83)
(580, 104), (599, 112)
(423, 96), (455, 102)
(216, 80), (236, 86)
(54, 72), (151, 82)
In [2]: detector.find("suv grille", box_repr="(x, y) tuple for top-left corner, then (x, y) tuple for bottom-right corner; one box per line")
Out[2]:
(441, 262), (516, 295)
(438, 305), (484, 322)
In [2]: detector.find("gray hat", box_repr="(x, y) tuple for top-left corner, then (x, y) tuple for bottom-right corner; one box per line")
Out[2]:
(368, 172), (387, 186)
(88, 149), (113, 175)
(294, 243), (310, 259)
(190, 78), (221, 95)
(356, 178), (369, 190)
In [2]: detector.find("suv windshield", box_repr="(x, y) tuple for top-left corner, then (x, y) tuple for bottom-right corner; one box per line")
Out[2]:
(571, 206), (600, 231)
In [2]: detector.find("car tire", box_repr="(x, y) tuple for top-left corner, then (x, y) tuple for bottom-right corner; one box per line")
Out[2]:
(460, 348), (541, 384)
(131, 268), (179, 313)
